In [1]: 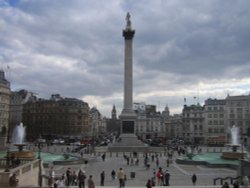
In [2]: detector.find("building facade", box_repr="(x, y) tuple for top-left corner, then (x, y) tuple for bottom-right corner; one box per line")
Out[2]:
(0, 70), (10, 148)
(204, 98), (226, 146)
(225, 95), (250, 140)
(182, 104), (204, 144)
(89, 107), (106, 139)
(22, 94), (90, 141)
(106, 105), (120, 133)
(9, 90), (36, 138)
(134, 103), (165, 140)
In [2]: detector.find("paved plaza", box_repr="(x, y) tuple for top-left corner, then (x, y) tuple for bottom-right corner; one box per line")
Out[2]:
(43, 145), (238, 187)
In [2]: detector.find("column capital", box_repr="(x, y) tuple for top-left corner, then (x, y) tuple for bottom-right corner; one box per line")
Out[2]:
(123, 30), (135, 40)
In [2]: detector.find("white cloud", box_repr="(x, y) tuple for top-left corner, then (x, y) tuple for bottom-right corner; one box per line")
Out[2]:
(1, 0), (250, 117)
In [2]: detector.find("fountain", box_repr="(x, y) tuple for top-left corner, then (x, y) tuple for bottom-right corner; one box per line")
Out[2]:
(221, 125), (248, 160)
(8, 123), (35, 159)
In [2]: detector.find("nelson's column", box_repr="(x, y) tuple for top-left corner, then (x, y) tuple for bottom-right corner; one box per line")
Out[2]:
(109, 13), (147, 152)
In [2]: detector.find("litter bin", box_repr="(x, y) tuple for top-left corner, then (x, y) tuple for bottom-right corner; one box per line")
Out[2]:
(130, 172), (135, 179)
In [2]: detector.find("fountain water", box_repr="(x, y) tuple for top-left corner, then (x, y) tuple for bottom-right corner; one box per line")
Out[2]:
(221, 125), (247, 160)
(11, 122), (26, 144)
(8, 123), (35, 159)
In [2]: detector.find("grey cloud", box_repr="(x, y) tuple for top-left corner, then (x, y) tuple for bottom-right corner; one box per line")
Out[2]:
(1, 0), (250, 117)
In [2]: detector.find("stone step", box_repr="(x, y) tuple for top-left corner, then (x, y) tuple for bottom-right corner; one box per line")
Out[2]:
(18, 186), (222, 188)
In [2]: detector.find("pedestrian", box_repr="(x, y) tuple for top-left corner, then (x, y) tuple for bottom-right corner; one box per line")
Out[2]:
(9, 173), (18, 187)
(164, 170), (170, 186)
(151, 154), (155, 162)
(101, 153), (106, 161)
(152, 169), (156, 184)
(48, 167), (55, 188)
(146, 179), (153, 188)
(111, 170), (116, 181)
(156, 157), (159, 167)
(242, 176), (249, 188)
(117, 168), (126, 188)
(221, 182), (230, 188)
(87, 175), (95, 188)
(72, 171), (77, 185)
(78, 170), (86, 188)
(166, 158), (170, 167)
(100, 170), (105, 186)
(156, 167), (164, 186)
(66, 167), (72, 186)
(233, 181), (239, 188)
(192, 173), (197, 186)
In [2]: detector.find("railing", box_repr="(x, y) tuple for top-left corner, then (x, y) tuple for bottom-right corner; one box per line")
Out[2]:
(0, 158), (35, 169)
(0, 159), (40, 187)
(213, 176), (241, 185)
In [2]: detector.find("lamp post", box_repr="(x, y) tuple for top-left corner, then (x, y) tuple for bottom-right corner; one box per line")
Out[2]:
(37, 139), (42, 187)
(240, 136), (247, 178)
(5, 146), (10, 172)
(38, 141), (41, 159)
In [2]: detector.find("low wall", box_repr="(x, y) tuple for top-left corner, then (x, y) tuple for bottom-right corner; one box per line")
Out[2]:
(175, 158), (238, 170)
(0, 159), (43, 187)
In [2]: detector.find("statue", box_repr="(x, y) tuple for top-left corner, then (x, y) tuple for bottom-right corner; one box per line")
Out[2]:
(126, 12), (132, 30)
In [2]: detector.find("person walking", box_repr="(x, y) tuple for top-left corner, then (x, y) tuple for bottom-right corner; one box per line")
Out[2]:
(156, 167), (164, 186)
(164, 170), (170, 186)
(48, 167), (55, 188)
(117, 168), (126, 188)
(221, 182), (230, 188)
(111, 170), (116, 181)
(146, 179), (153, 188)
(78, 170), (86, 188)
(72, 171), (77, 186)
(66, 168), (72, 186)
(192, 173), (197, 186)
(100, 171), (105, 186)
(87, 175), (95, 188)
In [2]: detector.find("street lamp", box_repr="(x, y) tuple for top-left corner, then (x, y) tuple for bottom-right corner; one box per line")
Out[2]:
(37, 139), (42, 187)
(38, 141), (41, 159)
(5, 146), (10, 172)
(240, 136), (247, 179)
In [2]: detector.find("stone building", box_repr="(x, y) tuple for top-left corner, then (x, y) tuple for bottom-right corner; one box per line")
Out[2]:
(89, 107), (106, 139)
(165, 114), (183, 140)
(0, 70), (10, 149)
(135, 103), (165, 140)
(182, 104), (204, 144)
(22, 94), (90, 141)
(225, 95), (250, 140)
(9, 89), (36, 138)
(204, 98), (226, 146)
(106, 105), (120, 133)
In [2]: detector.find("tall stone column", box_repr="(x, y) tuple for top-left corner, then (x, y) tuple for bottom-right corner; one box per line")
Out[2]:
(120, 12), (137, 134)
(123, 28), (134, 113)
(108, 13), (148, 151)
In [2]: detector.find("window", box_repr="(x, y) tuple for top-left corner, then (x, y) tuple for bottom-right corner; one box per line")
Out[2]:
(214, 114), (218, 118)
(230, 114), (235, 118)
(219, 114), (224, 118)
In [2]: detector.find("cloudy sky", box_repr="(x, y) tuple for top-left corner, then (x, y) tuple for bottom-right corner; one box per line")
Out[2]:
(1, 0), (250, 117)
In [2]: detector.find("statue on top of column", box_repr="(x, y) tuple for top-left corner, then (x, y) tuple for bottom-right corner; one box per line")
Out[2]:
(126, 12), (132, 30)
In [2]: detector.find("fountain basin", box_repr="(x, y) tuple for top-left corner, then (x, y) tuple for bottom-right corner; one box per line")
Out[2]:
(221, 151), (247, 160)
(8, 150), (35, 159)
(176, 153), (239, 169)
(221, 144), (248, 160)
